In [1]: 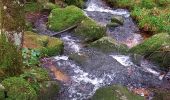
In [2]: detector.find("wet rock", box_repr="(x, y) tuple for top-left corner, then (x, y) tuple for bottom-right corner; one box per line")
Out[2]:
(111, 15), (124, 25)
(165, 71), (170, 81)
(92, 85), (144, 100)
(23, 31), (64, 56)
(69, 53), (88, 64)
(75, 18), (106, 42)
(38, 81), (60, 100)
(48, 6), (85, 32)
(131, 54), (144, 66)
(106, 22), (120, 28)
(90, 37), (128, 53)
(129, 33), (170, 68)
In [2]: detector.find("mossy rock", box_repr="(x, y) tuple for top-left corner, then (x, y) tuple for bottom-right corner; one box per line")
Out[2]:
(48, 6), (85, 32)
(111, 15), (124, 25)
(129, 33), (170, 68)
(107, 22), (120, 28)
(75, 18), (106, 42)
(0, 84), (5, 99)
(24, 31), (64, 56)
(92, 85), (144, 100)
(69, 53), (88, 64)
(90, 37), (128, 53)
(63, 0), (85, 8)
(38, 81), (60, 100)
(1, 77), (37, 100)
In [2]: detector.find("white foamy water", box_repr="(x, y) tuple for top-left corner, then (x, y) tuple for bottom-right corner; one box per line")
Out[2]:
(61, 35), (81, 53)
(54, 55), (69, 61)
(110, 55), (134, 66)
(85, 0), (130, 17)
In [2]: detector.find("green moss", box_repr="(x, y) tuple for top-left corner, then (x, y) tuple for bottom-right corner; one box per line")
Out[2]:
(24, 2), (43, 12)
(90, 37), (128, 53)
(129, 33), (170, 67)
(2, 77), (37, 100)
(92, 85), (144, 100)
(48, 6), (85, 32)
(24, 31), (64, 56)
(44, 2), (59, 10)
(63, 0), (85, 8)
(75, 18), (106, 41)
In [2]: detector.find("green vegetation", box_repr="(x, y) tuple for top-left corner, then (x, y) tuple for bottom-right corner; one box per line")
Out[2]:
(24, 2), (43, 12)
(105, 0), (170, 34)
(92, 85), (144, 100)
(63, 0), (85, 8)
(75, 18), (106, 41)
(90, 37), (128, 53)
(48, 6), (85, 32)
(0, 34), (22, 78)
(2, 77), (37, 100)
(129, 33), (170, 67)
(24, 31), (64, 56)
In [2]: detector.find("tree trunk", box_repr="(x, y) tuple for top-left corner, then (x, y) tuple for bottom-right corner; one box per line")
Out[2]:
(1, 0), (25, 48)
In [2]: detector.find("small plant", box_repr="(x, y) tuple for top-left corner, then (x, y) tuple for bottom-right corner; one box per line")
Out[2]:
(22, 48), (41, 67)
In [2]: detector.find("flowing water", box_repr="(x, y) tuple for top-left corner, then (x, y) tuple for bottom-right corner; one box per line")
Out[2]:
(30, 0), (170, 99)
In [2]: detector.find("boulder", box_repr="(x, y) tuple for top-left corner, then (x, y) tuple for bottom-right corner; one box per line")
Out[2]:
(48, 6), (85, 32)
(111, 15), (124, 25)
(106, 22), (120, 28)
(129, 33), (170, 68)
(23, 31), (64, 56)
(92, 85), (144, 100)
(75, 18), (106, 42)
(90, 37), (128, 53)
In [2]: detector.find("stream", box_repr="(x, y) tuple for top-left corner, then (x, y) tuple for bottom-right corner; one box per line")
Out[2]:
(31, 0), (170, 99)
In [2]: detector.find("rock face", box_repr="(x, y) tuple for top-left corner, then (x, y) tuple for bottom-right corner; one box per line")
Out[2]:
(75, 18), (106, 42)
(90, 37), (128, 53)
(48, 6), (85, 32)
(23, 31), (64, 56)
(129, 33), (170, 68)
(92, 85), (144, 100)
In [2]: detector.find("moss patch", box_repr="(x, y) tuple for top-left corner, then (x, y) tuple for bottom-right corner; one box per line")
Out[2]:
(23, 31), (64, 56)
(48, 6), (85, 32)
(129, 33), (170, 67)
(92, 85), (144, 100)
(75, 18), (106, 42)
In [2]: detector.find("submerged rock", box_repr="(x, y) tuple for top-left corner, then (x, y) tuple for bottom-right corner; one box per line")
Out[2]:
(129, 33), (170, 68)
(90, 37), (128, 53)
(92, 85), (144, 100)
(48, 6), (85, 32)
(23, 31), (64, 56)
(75, 18), (106, 42)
